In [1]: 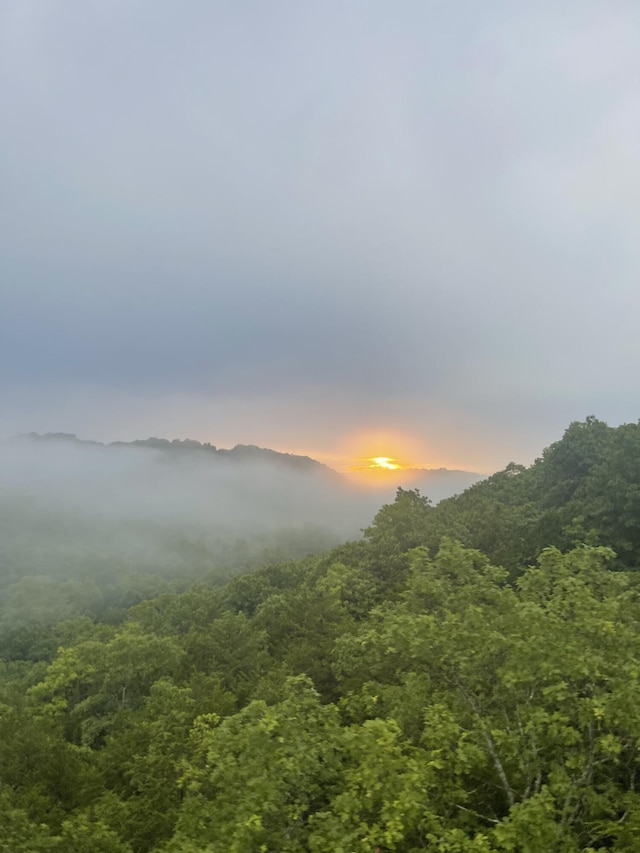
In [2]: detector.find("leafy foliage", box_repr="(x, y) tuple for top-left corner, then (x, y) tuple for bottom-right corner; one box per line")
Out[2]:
(2, 418), (640, 849)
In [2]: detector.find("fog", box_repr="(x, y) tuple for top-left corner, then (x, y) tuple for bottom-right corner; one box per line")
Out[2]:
(0, 433), (483, 633)
(4, 437), (350, 529)
(1, 437), (361, 580)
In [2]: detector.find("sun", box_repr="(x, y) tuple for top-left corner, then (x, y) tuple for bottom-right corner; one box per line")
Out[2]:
(342, 429), (426, 476)
(369, 456), (401, 470)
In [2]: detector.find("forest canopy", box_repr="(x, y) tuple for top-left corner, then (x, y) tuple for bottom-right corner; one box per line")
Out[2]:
(2, 417), (640, 851)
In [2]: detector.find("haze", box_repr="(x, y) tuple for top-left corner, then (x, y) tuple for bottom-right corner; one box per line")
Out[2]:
(2, 2), (640, 471)
(0, 434), (481, 626)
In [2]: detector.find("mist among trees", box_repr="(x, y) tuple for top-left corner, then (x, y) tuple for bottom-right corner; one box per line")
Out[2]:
(2, 418), (640, 850)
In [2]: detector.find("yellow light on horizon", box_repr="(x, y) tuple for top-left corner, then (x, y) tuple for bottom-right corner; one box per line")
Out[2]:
(369, 456), (400, 470)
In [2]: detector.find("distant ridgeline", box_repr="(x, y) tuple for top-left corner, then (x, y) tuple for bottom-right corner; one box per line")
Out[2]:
(15, 431), (337, 477)
(15, 432), (484, 504)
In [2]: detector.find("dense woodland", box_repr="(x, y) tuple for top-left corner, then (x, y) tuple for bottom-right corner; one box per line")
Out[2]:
(2, 417), (640, 850)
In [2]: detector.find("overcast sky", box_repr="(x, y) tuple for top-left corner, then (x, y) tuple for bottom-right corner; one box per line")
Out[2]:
(2, 1), (640, 472)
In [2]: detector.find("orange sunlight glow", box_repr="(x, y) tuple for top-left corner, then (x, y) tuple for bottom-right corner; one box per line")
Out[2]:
(333, 427), (448, 479)
(347, 450), (420, 489)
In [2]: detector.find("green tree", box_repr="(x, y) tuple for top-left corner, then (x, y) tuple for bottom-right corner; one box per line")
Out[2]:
(334, 541), (640, 848)
(168, 676), (343, 852)
(362, 488), (432, 587)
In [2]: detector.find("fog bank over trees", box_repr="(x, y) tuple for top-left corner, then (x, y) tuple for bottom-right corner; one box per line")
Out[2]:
(0, 433), (481, 630)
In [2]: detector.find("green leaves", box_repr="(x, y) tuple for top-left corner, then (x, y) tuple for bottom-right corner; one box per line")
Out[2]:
(6, 420), (640, 853)
(170, 676), (343, 852)
(333, 541), (640, 848)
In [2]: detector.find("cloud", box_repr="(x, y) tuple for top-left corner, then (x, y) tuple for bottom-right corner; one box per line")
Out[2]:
(2, 1), (640, 470)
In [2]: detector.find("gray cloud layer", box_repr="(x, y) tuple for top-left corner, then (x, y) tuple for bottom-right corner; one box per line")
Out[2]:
(2, 1), (640, 470)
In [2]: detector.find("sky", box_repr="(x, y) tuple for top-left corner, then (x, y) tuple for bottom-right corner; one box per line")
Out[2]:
(2, 1), (640, 474)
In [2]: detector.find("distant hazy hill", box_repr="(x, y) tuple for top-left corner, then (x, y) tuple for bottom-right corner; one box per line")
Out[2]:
(347, 465), (483, 503)
(16, 432), (338, 478)
(15, 433), (482, 502)
(0, 433), (364, 624)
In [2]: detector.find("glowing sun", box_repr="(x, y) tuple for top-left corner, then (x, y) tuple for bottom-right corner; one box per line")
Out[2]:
(369, 456), (401, 470)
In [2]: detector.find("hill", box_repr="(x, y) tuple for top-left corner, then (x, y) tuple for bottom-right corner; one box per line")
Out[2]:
(359, 415), (640, 580)
(2, 418), (640, 850)
(347, 464), (483, 503)
(17, 432), (338, 477)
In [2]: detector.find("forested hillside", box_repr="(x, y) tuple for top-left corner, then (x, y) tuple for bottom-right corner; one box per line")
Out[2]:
(2, 418), (640, 851)
(407, 415), (640, 572)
